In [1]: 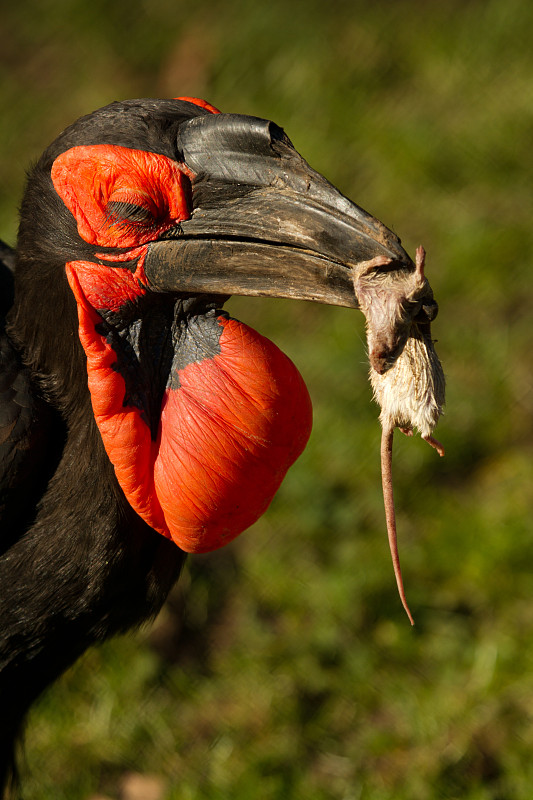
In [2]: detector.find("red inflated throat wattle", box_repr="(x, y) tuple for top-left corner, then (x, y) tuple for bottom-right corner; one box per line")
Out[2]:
(53, 139), (313, 553)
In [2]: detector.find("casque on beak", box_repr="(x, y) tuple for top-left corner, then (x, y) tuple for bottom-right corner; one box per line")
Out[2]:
(144, 113), (414, 307)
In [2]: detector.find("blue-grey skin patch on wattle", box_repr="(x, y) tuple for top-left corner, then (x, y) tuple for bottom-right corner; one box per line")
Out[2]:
(168, 311), (225, 390)
(95, 299), (226, 440)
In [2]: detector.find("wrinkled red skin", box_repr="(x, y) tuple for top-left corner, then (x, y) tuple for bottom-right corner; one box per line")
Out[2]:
(53, 115), (313, 554)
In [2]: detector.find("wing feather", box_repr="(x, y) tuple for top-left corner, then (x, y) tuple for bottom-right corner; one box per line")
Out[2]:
(0, 242), (55, 546)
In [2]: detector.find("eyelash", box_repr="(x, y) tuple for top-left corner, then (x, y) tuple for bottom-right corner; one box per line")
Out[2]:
(106, 200), (160, 230)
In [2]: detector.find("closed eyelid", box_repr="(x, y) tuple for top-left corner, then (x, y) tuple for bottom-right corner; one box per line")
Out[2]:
(106, 200), (156, 221)
(52, 144), (191, 247)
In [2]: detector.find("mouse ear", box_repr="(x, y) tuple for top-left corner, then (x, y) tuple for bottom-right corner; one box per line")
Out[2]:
(415, 245), (426, 281)
(356, 255), (394, 277)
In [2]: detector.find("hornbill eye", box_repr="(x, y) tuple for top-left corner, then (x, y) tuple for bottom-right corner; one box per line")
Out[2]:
(51, 144), (192, 249)
(106, 200), (158, 227)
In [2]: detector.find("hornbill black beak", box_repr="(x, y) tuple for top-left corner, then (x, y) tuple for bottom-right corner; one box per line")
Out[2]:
(144, 113), (413, 307)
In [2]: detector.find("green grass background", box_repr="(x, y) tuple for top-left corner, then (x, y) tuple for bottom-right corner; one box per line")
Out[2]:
(1, 0), (532, 797)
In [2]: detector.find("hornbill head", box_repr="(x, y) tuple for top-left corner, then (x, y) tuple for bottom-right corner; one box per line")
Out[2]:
(12, 97), (420, 557)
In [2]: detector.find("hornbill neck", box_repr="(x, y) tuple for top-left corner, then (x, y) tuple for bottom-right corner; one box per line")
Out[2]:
(8, 153), (93, 417)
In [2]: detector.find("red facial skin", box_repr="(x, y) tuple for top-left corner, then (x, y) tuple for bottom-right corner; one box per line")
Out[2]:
(174, 96), (221, 114)
(52, 106), (312, 553)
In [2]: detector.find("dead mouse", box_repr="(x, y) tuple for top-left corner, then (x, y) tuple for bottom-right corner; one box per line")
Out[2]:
(354, 246), (445, 624)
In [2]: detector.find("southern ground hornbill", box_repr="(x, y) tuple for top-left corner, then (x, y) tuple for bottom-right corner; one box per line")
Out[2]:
(0, 97), (441, 794)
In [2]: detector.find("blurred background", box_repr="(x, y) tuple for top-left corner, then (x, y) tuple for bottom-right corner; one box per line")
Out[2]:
(1, 0), (532, 798)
